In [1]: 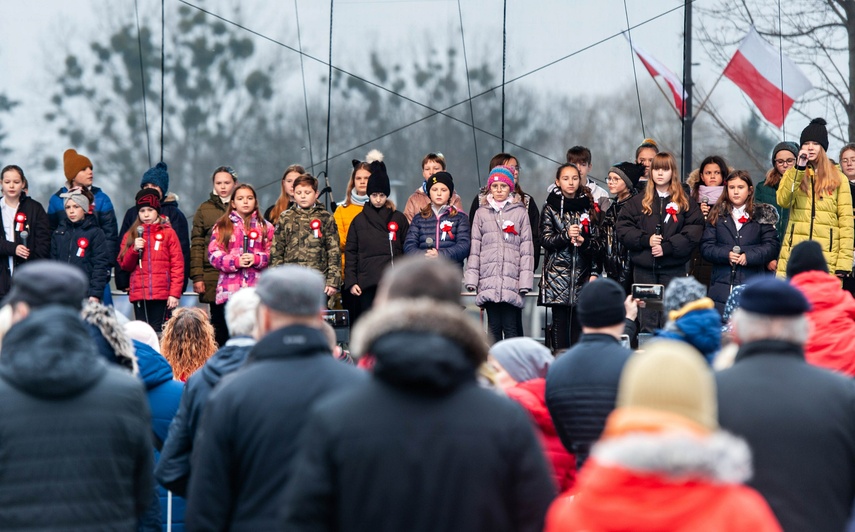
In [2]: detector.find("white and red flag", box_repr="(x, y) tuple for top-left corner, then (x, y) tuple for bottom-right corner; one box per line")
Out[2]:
(629, 39), (687, 117)
(723, 27), (813, 128)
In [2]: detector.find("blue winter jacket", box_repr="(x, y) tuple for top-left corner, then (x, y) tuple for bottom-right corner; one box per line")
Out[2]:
(135, 340), (186, 532)
(51, 216), (111, 299)
(404, 205), (471, 267)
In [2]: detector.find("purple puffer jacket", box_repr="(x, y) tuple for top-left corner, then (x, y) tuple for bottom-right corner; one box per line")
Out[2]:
(209, 211), (274, 304)
(464, 196), (534, 308)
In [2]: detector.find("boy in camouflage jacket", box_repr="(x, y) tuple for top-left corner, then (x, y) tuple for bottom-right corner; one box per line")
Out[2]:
(271, 174), (341, 296)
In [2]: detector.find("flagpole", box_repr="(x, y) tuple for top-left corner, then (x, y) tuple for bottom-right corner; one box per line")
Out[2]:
(681, 0), (693, 181)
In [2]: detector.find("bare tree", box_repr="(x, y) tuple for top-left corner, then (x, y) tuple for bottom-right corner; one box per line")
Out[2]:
(697, 0), (854, 141)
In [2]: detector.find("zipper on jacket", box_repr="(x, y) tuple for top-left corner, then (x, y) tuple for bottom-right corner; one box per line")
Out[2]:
(809, 175), (816, 241)
(830, 228), (833, 252)
(787, 224), (795, 247)
(434, 212), (441, 250)
(148, 226), (154, 300)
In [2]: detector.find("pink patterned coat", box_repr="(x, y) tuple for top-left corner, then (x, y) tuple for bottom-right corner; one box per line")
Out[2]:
(209, 211), (274, 304)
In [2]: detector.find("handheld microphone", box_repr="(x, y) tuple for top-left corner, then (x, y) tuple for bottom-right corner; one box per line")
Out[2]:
(19, 230), (28, 249)
(730, 245), (741, 285)
(655, 224), (662, 236)
(243, 234), (249, 255)
(425, 237), (434, 248)
(701, 195), (710, 219)
(137, 226), (145, 266)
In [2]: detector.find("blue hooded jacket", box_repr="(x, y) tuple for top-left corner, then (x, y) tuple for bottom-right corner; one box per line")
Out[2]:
(135, 340), (186, 532)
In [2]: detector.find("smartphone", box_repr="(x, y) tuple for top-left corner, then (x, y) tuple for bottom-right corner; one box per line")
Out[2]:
(619, 334), (631, 349)
(631, 283), (664, 311)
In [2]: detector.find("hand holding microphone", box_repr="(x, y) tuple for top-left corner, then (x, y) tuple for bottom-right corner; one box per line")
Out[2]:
(425, 237), (438, 258)
(136, 226), (145, 267)
(15, 230), (30, 260)
(797, 150), (809, 170)
(701, 196), (710, 219)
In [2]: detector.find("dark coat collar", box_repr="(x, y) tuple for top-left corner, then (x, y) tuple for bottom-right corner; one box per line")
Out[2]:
(249, 325), (330, 362)
(734, 339), (805, 363)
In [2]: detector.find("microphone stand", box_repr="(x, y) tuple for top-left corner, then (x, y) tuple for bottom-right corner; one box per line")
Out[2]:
(317, 170), (334, 212)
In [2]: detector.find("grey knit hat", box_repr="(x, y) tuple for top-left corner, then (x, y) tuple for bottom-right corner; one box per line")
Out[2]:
(490, 337), (552, 382)
(663, 276), (707, 314)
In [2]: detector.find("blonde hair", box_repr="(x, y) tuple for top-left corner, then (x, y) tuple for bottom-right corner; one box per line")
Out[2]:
(641, 152), (689, 215)
(160, 307), (218, 381)
(802, 147), (841, 195)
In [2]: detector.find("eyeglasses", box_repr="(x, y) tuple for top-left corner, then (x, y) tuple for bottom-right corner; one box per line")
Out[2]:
(774, 158), (795, 166)
(606, 176), (622, 183)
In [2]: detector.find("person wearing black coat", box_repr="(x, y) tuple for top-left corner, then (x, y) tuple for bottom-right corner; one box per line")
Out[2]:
(545, 278), (633, 468)
(0, 187), (50, 298)
(51, 212), (111, 300)
(185, 266), (365, 531)
(716, 278), (855, 532)
(280, 298), (557, 532)
(0, 305), (154, 529)
(700, 200), (779, 316)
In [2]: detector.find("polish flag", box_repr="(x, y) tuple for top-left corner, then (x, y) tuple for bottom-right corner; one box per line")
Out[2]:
(724, 27), (813, 128)
(629, 39), (687, 117)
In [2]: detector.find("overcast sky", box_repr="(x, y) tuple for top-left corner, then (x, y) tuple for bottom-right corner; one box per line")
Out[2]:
(0, 0), (829, 184)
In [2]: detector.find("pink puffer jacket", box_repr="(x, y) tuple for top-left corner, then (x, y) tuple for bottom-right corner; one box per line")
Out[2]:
(208, 211), (274, 304)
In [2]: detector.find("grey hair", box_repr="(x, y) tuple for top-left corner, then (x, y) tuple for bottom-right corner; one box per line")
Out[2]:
(732, 309), (809, 345)
(226, 287), (260, 336)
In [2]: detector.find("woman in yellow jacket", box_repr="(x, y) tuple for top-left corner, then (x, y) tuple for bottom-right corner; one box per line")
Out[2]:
(777, 118), (854, 277)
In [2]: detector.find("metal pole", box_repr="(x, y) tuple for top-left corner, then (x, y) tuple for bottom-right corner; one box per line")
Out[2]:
(681, 0), (693, 181)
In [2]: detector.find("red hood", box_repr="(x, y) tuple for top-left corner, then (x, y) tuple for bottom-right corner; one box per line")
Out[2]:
(791, 271), (855, 376)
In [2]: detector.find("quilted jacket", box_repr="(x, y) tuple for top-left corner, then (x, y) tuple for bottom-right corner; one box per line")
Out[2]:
(208, 211), (274, 305)
(119, 219), (185, 302)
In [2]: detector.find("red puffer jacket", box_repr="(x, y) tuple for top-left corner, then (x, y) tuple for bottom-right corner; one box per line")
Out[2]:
(790, 270), (855, 377)
(505, 378), (576, 492)
(119, 220), (184, 302)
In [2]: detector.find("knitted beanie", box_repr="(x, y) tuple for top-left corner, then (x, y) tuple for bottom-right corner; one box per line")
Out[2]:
(141, 162), (170, 196)
(800, 118), (829, 152)
(786, 240), (829, 278)
(771, 141), (799, 165)
(366, 159), (391, 197)
(576, 277), (626, 327)
(609, 162), (646, 190)
(488, 165), (516, 191)
(617, 339), (718, 431)
(490, 337), (552, 382)
(664, 276), (707, 315)
(135, 188), (161, 214)
(63, 149), (93, 181)
(426, 171), (454, 197)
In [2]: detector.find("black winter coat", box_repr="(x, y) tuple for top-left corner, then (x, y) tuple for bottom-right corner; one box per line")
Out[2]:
(616, 193), (704, 270)
(280, 299), (556, 532)
(51, 216), (112, 299)
(545, 333), (633, 468)
(344, 205), (408, 291)
(0, 194), (50, 298)
(599, 191), (637, 293)
(539, 191), (601, 306)
(0, 306), (153, 529)
(700, 203), (779, 315)
(185, 326), (365, 532)
(717, 340), (855, 532)
(155, 336), (255, 496)
(116, 194), (190, 292)
(470, 191), (541, 269)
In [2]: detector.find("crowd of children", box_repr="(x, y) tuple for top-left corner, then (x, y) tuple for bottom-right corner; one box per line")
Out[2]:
(1, 116), (852, 351)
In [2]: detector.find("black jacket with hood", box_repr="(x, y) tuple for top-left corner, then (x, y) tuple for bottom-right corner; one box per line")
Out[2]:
(185, 326), (365, 531)
(280, 298), (557, 532)
(155, 336), (256, 496)
(0, 305), (153, 530)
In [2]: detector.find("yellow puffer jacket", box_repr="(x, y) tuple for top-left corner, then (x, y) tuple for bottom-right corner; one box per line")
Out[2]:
(776, 165), (854, 276)
(334, 201), (364, 283)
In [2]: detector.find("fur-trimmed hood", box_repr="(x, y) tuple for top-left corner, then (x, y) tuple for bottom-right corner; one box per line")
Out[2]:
(352, 298), (490, 393)
(82, 302), (138, 375)
(753, 202), (779, 226)
(592, 429), (753, 484)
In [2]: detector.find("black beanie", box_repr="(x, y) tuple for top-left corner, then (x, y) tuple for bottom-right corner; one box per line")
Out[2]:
(426, 171), (454, 198)
(135, 188), (161, 214)
(609, 162), (646, 190)
(786, 240), (829, 278)
(800, 118), (829, 152)
(366, 160), (391, 196)
(577, 278), (626, 327)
